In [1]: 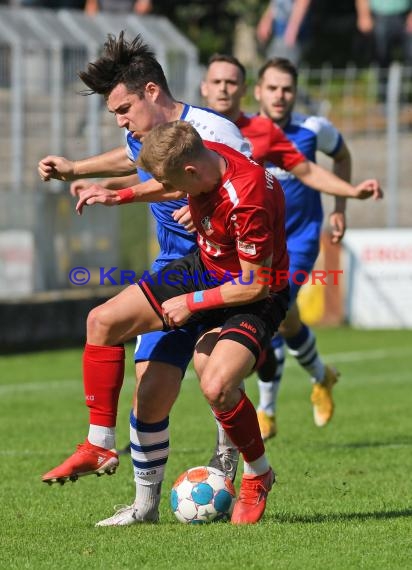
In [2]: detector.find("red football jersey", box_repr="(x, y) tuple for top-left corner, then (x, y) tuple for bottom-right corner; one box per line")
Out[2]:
(188, 141), (289, 292)
(236, 112), (305, 169)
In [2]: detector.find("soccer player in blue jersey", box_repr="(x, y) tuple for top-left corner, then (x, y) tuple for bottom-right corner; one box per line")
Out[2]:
(253, 57), (352, 437)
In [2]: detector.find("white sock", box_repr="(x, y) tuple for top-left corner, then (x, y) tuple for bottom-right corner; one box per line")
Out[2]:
(258, 380), (281, 415)
(134, 480), (162, 514)
(130, 412), (168, 514)
(214, 381), (244, 451)
(243, 455), (270, 476)
(215, 418), (235, 450)
(257, 343), (285, 414)
(87, 424), (115, 449)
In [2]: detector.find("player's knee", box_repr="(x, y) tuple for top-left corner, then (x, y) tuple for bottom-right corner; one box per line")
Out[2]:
(86, 305), (115, 343)
(200, 371), (230, 408)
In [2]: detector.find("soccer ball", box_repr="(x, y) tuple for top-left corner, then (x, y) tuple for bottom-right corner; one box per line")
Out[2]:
(170, 465), (236, 524)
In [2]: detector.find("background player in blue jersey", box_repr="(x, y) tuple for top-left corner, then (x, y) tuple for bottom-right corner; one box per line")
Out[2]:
(254, 57), (353, 438)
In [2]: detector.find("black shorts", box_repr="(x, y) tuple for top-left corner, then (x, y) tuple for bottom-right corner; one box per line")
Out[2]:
(138, 250), (289, 363)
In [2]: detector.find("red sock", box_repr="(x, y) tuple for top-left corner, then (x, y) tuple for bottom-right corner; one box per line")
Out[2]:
(213, 391), (264, 463)
(83, 343), (125, 427)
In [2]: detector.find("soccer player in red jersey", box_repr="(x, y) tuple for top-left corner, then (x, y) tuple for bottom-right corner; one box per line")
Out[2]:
(135, 121), (376, 522)
(137, 121), (290, 524)
(44, 120), (292, 524)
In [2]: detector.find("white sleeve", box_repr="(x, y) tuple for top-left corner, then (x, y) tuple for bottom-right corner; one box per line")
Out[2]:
(185, 106), (252, 157)
(202, 113), (252, 157)
(124, 129), (135, 161)
(303, 115), (343, 156)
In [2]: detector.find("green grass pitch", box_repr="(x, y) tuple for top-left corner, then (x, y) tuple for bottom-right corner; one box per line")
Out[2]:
(1, 327), (411, 569)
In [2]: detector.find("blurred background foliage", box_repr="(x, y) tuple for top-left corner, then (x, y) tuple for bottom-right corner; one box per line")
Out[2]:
(153, 0), (370, 67)
(154, 0), (266, 63)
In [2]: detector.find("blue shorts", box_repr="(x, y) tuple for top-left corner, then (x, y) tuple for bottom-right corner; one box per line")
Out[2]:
(268, 250), (318, 351)
(134, 323), (205, 375)
(288, 250), (319, 306)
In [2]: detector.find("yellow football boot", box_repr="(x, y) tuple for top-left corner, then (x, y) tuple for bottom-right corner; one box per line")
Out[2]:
(311, 366), (340, 427)
(257, 410), (277, 441)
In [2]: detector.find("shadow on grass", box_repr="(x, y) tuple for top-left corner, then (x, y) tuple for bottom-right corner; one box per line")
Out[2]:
(273, 508), (412, 524)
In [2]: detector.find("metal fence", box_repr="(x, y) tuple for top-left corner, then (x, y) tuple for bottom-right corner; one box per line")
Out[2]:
(0, 7), (201, 296)
(293, 63), (412, 231)
(0, 7), (411, 298)
(0, 7), (201, 193)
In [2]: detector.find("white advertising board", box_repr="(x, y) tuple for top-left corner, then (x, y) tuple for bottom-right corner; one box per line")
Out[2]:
(0, 231), (35, 297)
(343, 229), (412, 328)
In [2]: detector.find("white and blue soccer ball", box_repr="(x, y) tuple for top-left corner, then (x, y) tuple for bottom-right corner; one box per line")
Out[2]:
(170, 465), (236, 524)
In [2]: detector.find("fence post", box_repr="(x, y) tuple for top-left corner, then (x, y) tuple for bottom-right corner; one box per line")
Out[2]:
(386, 62), (401, 228)
(0, 19), (24, 193)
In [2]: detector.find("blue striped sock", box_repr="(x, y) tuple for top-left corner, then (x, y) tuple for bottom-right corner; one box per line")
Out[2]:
(286, 325), (325, 382)
(130, 410), (169, 486)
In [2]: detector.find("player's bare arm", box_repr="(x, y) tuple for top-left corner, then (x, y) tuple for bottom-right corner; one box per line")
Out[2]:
(326, 142), (351, 243)
(355, 0), (374, 33)
(218, 256), (273, 305)
(70, 173), (141, 197)
(291, 159), (383, 200)
(161, 257), (272, 328)
(329, 211), (346, 244)
(75, 178), (185, 215)
(38, 146), (135, 182)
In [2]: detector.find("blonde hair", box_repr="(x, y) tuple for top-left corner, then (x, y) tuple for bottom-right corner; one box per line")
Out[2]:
(137, 120), (206, 181)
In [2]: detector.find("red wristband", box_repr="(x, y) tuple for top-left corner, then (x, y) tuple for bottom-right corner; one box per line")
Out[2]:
(186, 288), (224, 312)
(117, 187), (135, 204)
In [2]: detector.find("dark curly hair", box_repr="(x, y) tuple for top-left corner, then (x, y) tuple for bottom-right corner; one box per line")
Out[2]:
(79, 31), (172, 99)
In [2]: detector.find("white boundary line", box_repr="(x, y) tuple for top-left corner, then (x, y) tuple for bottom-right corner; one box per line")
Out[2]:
(0, 346), (410, 395)
(284, 346), (412, 367)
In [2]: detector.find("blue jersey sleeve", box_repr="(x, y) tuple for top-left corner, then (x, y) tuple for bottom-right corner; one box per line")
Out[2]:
(124, 129), (195, 268)
(126, 131), (153, 182)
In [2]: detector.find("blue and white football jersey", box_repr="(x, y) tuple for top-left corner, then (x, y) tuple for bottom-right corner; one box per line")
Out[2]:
(265, 112), (343, 256)
(125, 104), (250, 270)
